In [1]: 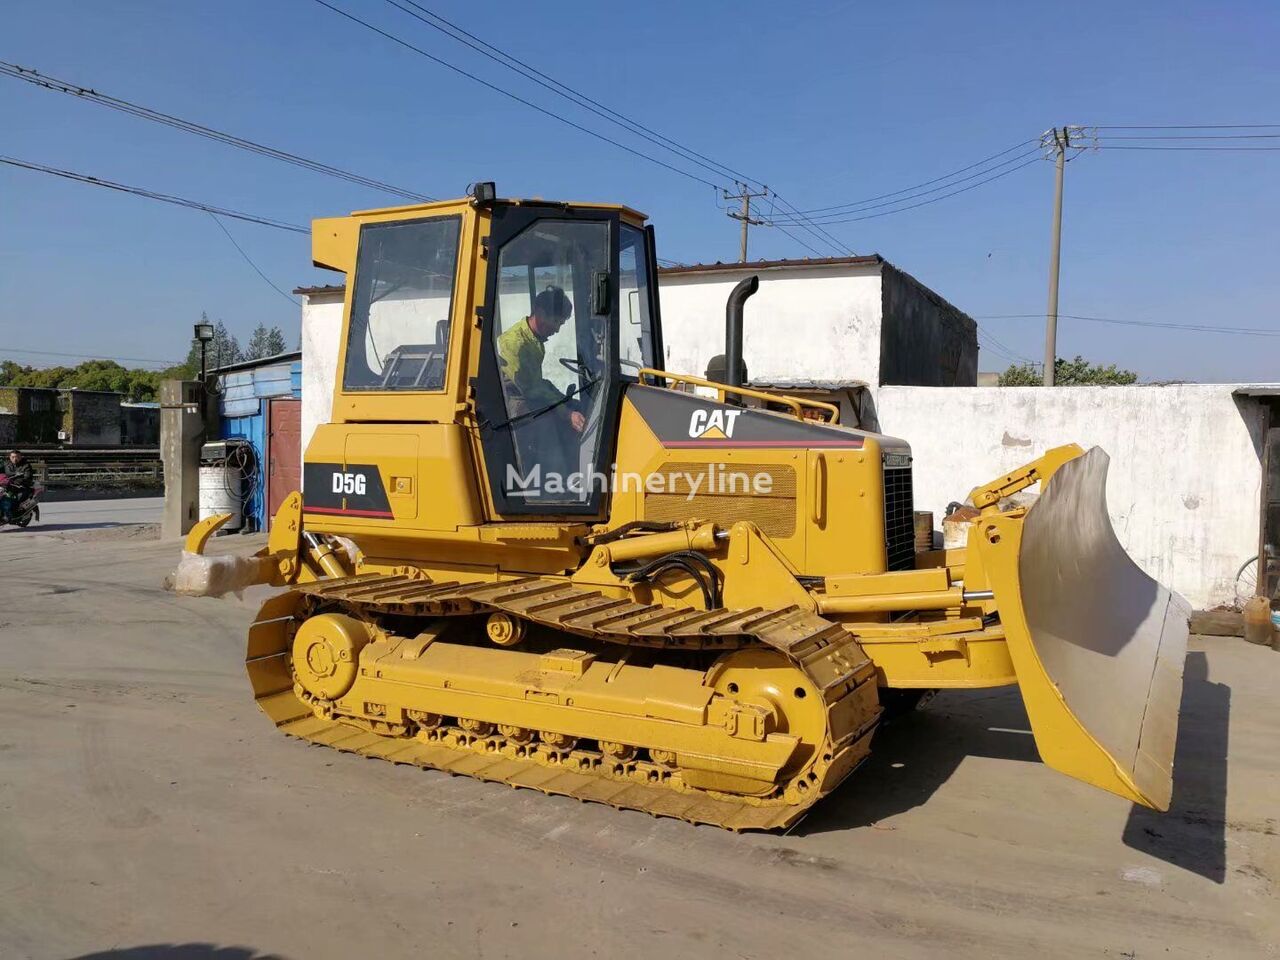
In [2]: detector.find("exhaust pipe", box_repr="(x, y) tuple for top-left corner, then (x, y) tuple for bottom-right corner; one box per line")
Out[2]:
(725, 275), (759, 396)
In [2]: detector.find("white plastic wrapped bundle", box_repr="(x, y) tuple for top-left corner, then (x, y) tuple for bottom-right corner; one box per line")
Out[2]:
(330, 536), (361, 568)
(168, 550), (265, 598)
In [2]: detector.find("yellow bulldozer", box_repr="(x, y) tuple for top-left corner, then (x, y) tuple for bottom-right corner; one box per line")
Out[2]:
(178, 185), (1189, 830)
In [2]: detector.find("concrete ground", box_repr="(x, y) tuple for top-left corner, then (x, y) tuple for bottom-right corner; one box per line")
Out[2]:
(0, 532), (1276, 960)
(16, 496), (163, 533)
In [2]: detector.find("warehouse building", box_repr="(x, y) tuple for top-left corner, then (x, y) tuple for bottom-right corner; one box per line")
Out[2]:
(657, 256), (978, 388)
(0, 386), (140, 446)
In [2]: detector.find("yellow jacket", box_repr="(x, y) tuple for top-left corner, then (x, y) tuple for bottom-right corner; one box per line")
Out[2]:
(496, 318), (564, 414)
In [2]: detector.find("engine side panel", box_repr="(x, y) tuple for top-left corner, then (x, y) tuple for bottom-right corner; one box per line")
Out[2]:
(618, 385), (904, 576)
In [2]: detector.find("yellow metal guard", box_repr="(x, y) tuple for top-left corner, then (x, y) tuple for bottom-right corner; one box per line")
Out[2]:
(976, 447), (1189, 809)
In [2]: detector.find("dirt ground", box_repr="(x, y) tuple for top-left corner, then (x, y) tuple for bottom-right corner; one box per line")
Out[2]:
(1, 530), (1276, 960)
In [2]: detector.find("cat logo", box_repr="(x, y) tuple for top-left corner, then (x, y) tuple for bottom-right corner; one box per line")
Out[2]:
(688, 408), (742, 440)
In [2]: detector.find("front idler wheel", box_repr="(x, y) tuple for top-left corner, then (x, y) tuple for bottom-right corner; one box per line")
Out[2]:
(291, 613), (372, 702)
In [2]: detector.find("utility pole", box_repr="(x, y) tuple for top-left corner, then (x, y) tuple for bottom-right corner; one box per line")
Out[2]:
(724, 182), (768, 262)
(1042, 127), (1068, 386)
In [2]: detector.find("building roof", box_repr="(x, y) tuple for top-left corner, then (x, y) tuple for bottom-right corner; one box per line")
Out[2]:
(657, 255), (883, 276)
(209, 350), (302, 375)
(294, 283), (345, 296)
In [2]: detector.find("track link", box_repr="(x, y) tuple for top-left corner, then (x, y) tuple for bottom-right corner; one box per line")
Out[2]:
(247, 574), (881, 830)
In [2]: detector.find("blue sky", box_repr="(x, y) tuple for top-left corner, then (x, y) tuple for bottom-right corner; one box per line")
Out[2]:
(2, 0), (1276, 381)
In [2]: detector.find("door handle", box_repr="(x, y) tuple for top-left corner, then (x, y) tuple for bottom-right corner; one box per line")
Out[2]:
(811, 452), (827, 527)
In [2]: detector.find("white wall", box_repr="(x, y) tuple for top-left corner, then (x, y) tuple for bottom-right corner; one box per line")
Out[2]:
(657, 264), (883, 383)
(875, 384), (1265, 609)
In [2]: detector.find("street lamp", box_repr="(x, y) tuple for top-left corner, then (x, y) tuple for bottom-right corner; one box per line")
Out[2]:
(193, 321), (214, 382)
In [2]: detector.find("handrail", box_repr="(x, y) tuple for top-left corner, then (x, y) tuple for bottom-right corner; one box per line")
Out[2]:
(637, 368), (841, 424)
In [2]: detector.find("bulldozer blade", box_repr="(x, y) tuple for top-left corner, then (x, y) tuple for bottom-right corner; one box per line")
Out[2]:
(976, 447), (1190, 810)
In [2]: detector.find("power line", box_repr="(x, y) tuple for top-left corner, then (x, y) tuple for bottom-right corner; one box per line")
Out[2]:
(975, 313), (1280, 337)
(766, 148), (1042, 222)
(382, 0), (753, 189)
(1097, 145), (1280, 152)
(309, 0), (724, 190)
(768, 191), (850, 255)
(977, 324), (1035, 363)
(386, 0), (854, 261)
(763, 122), (1278, 234)
(0, 156), (309, 233)
(2, 346), (183, 366)
(0, 60), (436, 203)
(767, 219), (828, 258)
(1100, 133), (1280, 140)
(1086, 124), (1280, 151)
(1094, 123), (1280, 130)
(976, 327), (1033, 366)
(775, 139), (1040, 217)
(319, 0), (852, 255)
(207, 213), (301, 306)
(764, 157), (1041, 226)
(974, 313), (1037, 365)
(1070, 313), (1280, 336)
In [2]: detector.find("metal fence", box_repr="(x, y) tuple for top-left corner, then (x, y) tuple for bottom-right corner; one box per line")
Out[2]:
(25, 447), (163, 489)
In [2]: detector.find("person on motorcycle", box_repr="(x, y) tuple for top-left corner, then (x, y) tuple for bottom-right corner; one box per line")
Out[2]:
(2, 449), (34, 521)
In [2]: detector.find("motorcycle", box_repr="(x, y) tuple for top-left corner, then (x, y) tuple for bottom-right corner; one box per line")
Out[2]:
(0, 473), (44, 528)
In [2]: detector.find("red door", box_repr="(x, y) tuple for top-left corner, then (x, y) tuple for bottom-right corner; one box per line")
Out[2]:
(267, 398), (302, 529)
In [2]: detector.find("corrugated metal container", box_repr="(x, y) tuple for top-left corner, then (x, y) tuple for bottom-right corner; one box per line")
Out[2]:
(216, 357), (303, 532)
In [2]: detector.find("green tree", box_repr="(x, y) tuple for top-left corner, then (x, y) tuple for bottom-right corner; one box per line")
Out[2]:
(0, 357), (166, 401)
(244, 323), (288, 360)
(0, 360), (28, 385)
(998, 355), (1139, 386)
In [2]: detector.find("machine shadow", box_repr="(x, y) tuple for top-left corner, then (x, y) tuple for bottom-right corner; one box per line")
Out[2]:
(795, 685), (1041, 835)
(68, 945), (288, 960)
(1122, 650), (1230, 883)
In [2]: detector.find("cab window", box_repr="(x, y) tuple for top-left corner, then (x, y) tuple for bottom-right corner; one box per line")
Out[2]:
(343, 216), (461, 391)
(618, 224), (659, 375)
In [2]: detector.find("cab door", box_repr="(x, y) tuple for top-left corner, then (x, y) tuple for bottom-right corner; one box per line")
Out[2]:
(475, 205), (621, 516)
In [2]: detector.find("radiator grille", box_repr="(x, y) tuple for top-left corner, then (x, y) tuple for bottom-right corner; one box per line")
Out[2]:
(882, 461), (916, 571)
(644, 462), (796, 539)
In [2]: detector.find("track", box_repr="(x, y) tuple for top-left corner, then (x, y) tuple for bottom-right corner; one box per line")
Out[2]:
(246, 573), (882, 830)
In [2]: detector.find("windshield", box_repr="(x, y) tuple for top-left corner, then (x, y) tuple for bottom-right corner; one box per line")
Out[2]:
(343, 216), (462, 391)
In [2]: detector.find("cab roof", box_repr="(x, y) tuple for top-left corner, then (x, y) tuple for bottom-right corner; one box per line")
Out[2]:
(349, 196), (648, 224)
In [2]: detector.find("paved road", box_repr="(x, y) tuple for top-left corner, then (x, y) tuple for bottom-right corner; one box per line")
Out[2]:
(24, 496), (163, 531)
(0, 533), (1276, 960)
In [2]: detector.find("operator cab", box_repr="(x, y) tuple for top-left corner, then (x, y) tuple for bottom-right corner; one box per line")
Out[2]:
(475, 203), (662, 515)
(316, 190), (663, 525)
